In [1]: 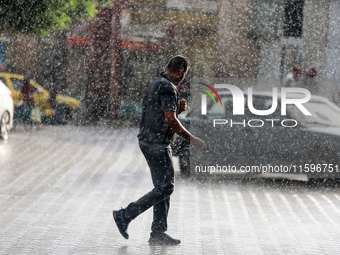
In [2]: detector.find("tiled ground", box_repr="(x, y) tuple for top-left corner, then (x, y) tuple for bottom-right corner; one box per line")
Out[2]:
(1, 125), (340, 254)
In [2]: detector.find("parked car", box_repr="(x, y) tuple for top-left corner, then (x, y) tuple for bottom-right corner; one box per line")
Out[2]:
(0, 73), (81, 123)
(0, 80), (14, 139)
(173, 91), (340, 179)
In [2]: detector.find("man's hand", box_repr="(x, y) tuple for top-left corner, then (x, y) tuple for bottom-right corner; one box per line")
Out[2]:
(332, 89), (339, 104)
(164, 111), (205, 150)
(191, 136), (205, 149)
(178, 99), (187, 114)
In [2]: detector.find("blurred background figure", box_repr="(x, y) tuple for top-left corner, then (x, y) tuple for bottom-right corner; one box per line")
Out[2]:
(21, 78), (35, 108)
(13, 78), (35, 130)
(284, 64), (303, 87)
(303, 65), (319, 95)
(21, 78), (44, 130)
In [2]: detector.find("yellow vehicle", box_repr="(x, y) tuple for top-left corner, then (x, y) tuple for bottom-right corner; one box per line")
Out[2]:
(0, 73), (80, 123)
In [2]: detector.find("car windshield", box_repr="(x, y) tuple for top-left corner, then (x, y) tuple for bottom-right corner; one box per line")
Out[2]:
(288, 100), (340, 127)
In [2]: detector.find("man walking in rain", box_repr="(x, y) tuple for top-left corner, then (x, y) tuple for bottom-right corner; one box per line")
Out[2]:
(113, 55), (205, 245)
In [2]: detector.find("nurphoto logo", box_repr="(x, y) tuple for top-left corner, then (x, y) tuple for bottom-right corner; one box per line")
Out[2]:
(199, 83), (312, 128)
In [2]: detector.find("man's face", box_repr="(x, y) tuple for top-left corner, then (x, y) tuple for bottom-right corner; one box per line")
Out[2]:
(175, 69), (187, 85)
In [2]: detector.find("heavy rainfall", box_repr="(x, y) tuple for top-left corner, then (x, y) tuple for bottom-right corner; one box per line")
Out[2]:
(1, 0), (340, 254)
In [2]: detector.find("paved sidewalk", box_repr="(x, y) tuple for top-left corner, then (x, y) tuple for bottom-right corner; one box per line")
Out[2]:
(1, 126), (340, 254)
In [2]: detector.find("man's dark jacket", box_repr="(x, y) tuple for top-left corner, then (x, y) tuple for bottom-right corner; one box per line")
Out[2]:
(138, 73), (178, 148)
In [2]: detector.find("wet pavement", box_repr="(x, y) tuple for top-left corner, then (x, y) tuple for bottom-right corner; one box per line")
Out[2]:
(1, 125), (340, 254)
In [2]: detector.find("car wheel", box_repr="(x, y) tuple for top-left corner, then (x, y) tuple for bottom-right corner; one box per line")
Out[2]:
(0, 111), (10, 140)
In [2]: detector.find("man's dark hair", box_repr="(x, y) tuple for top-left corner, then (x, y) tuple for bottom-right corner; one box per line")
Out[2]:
(166, 55), (190, 73)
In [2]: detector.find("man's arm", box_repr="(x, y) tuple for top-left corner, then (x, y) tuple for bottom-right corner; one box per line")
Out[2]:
(164, 111), (204, 149)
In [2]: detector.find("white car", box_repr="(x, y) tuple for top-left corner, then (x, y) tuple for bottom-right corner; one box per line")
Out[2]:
(0, 80), (14, 139)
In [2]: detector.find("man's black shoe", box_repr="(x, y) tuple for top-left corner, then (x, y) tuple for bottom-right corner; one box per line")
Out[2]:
(113, 209), (130, 239)
(148, 232), (181, 245)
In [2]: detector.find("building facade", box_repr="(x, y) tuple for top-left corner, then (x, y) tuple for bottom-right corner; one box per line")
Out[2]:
(1, 0), (340, 121)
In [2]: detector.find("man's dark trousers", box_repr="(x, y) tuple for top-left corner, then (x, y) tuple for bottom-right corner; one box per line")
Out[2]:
(124, 142), (175, 233)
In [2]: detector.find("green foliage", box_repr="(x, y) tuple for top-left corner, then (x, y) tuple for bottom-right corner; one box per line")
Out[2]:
(0, 0), (113, 35)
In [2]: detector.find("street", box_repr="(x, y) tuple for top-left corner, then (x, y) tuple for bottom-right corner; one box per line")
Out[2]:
(1, 125), (340, 255)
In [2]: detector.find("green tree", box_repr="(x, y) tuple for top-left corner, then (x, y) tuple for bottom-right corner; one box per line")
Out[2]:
(0, 0), (112, 35)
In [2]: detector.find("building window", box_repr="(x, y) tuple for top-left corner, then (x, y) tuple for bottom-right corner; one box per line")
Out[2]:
(283, 0), (304, 37)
